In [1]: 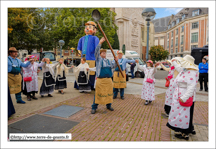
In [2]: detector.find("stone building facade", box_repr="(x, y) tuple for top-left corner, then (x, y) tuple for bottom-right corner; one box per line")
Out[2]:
(111, 8), (155, 61)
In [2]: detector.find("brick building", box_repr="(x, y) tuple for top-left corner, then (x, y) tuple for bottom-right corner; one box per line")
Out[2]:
(153, 8), (208, 59)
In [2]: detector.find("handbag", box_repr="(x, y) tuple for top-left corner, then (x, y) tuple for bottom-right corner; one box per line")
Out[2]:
(179, 96), (193, 107)
(146, 78), (153, 83)
(23, 65), (34, 82)
(165, 77), (170, 87)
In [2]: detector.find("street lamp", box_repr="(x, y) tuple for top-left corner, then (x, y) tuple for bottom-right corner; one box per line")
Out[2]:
(141, 8), (156, 61)
(59, 40), (65, 58)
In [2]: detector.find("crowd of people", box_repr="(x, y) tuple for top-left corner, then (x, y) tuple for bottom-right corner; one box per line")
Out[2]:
(8, 20), (208, 141)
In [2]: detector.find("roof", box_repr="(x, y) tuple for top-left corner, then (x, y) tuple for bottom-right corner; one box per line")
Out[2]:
(168, 8), (208, 28)
(152, 16), (171, 33)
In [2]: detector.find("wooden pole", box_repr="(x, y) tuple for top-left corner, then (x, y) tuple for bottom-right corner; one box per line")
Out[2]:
(97, 22), (124, 78)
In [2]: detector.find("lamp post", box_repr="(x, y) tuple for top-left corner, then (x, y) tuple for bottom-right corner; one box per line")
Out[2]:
(141, 8), (156, 61)
(59, 40), (65, 58)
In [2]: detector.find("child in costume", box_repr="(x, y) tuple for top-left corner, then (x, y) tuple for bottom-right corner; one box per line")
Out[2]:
(136, 60), (159, 105)
(40, 58), (58, 97)
(55, 58), (73, 94)
(73, 58), (91, 93)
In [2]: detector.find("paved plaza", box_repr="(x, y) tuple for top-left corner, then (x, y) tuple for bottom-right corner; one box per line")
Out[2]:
(8, 72), (208, 141)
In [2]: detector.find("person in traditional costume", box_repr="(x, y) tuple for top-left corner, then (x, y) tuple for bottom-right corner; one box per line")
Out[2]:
(75, 21), (99, 90)
(160, 60), (181, 116)
(55, 58), (73, 94)
(112, 51), (138, 100)
(39, 58), (58, 97)
(8, 47), (33, 104)
(166, 55), (199, 140)
(136, 60), (159, 105)
(8, 86), (15, 118)
(91, 37), (118, 114)
(22, 56), (45, 101)
(73, 58), (91, 93)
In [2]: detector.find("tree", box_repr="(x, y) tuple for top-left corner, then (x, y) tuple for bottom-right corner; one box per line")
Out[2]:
(43, 8), (118, 50)
(149, 45), (170, 63)
(112, 32), (119, 49)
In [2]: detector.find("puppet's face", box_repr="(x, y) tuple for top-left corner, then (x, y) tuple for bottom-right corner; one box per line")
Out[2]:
(59, 60), (63, 64)
(84, 25), (96, 35)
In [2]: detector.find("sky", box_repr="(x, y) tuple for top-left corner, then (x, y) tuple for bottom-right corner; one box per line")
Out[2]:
(153, 8), (183, 20)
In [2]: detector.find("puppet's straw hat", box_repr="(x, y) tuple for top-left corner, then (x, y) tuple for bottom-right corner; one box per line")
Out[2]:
(100, 48), (107, 54)
(85, 21), (97, 28)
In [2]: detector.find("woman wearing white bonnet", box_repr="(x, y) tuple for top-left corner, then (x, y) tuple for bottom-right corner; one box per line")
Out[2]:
(160, 59), (181, 116)
(166, 55), (199, 140)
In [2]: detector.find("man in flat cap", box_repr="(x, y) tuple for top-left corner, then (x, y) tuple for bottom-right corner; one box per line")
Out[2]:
(90, 37), (118, 114)
(112, 50), (138, 100)
(8, 47), (33, 104)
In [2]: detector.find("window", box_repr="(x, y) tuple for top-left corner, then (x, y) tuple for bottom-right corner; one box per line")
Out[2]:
(176, 19), (180, 24)
(142, 29), (144, 41)
(168, 25), (171, 29)
(167, 33), (169, 39)
(192, 9), (200, 17)
(181, 35), (184, 45)
(181, 47), (183, 52)
(180, 54), (183, 57)
(172, 21), (175, 27)
(171, 39), (173, 47)
(64, 50), (68, 53)
(171, 55), (173, 59)
(171, 49), (173, 54)
(167, 41), (169, 48)
(191, 45), (198, 50)
(182, 14), (185, 20)
(192, 22), (199, 29)
(175, 48), (178, 53)
(171, 31), (173, 37)
(176, 29), (178, 35)
(191, 32), (198, 43)
(175, 37), (178, 46)
(181, 26), (184, 32)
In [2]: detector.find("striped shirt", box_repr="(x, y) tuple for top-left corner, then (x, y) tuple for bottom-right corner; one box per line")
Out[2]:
(95, 44), (117, 77)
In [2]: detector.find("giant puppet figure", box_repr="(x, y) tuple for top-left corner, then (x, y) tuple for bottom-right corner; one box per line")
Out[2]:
(75, 21), (99, 90)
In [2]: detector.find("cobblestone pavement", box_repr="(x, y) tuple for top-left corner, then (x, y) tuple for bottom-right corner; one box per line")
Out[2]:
(9, 89), (208, 141)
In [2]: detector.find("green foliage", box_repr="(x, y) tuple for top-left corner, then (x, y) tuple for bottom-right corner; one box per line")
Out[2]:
(149, 45), (170, 63)
(112, 33), (119, 49)
(8, 8), (118, 52)
(122, 44), (125, 54)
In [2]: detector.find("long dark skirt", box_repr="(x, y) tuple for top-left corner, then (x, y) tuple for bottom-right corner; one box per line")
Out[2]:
(55, 71), (67, 90)
(164, 105), (171, 115)
(8, 86), (15, 118)
(166, 102), (195, 134)
(40, 72), (55, 95)
(77, 71), (91, 92)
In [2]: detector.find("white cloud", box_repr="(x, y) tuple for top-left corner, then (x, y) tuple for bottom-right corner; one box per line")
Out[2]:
(165, 8), (183, 14)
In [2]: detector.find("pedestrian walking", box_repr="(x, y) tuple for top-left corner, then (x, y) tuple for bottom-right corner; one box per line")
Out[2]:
(136, 60), (159, 105)
(198, 57), (208, 92)
(22, 56), (45, 101)
(73, 58), (91, 93)
(40, 58), (58, 97)
(112, 50), (138, 100)
(8, 47), (33, 104)
(55, 58), (73, 94)
(166, 55), (199, 140)
(91, 37), (118, 114)
(130, 63), (136, 79)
